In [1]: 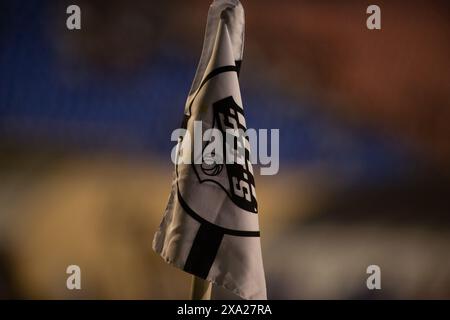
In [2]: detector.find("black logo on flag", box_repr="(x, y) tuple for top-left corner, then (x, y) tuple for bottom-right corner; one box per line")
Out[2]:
(209, 96), (258, 213)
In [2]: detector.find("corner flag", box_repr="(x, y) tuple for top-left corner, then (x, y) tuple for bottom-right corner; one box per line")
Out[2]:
(153, 0), (266, 300)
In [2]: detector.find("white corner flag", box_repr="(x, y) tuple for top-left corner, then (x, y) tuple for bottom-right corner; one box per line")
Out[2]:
(153, 0), (266, 300)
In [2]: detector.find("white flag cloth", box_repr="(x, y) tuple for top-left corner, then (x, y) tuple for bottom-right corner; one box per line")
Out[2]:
(153, 0), (266, 300)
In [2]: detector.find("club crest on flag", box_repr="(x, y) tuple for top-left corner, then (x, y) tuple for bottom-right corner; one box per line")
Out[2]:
(199, 95), (258, 214)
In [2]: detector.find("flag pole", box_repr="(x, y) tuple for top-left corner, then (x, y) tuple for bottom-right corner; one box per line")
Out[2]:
(190, 276), (212, 300)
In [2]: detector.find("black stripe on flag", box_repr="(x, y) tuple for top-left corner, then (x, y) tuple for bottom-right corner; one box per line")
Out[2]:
(184, 224), (224, 279)
(235, 60), (242, 75)
(188, 65), (239, 115)
(176, 185), (260, 237)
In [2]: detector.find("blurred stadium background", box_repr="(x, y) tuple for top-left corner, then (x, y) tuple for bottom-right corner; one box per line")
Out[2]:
(0, 0), (449, 299)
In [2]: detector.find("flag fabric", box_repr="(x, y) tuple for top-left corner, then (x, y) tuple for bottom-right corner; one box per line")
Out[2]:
(153, 0), (266, 300)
